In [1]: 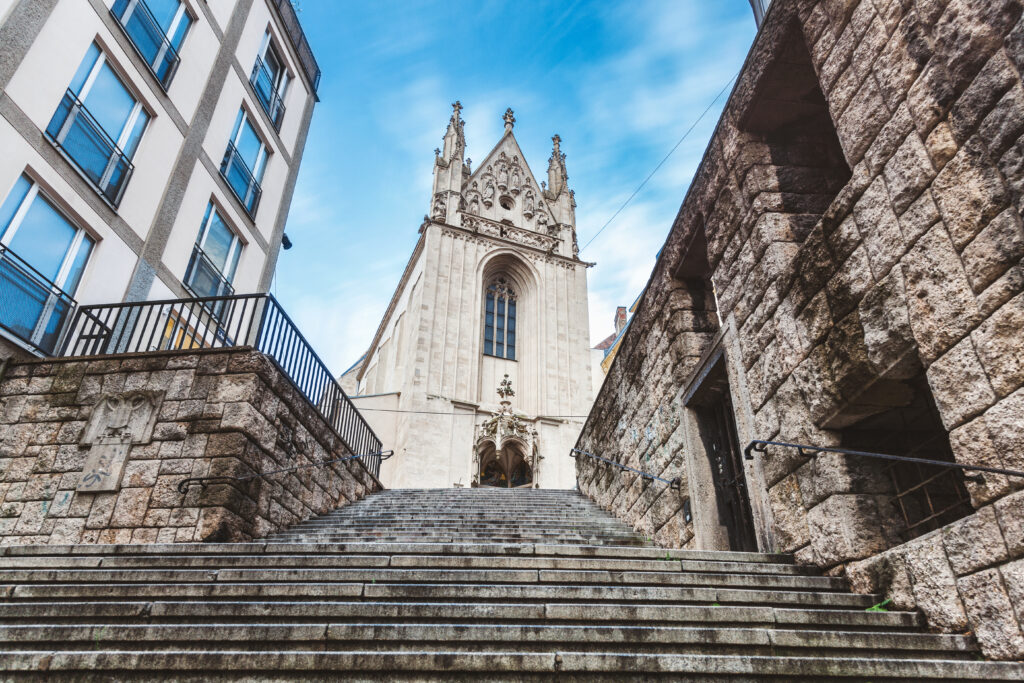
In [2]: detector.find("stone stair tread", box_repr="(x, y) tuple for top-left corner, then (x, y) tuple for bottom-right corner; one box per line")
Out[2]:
(1, 650), (1022, 678)
(0, 488), (1000, 678)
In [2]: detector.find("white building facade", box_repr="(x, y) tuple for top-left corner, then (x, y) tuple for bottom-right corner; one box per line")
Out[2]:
(347, 105), (595, 490)
(0, 0), (318, 358)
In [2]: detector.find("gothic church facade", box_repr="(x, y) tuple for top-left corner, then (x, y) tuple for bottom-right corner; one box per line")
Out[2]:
(344, 104), (594, 489)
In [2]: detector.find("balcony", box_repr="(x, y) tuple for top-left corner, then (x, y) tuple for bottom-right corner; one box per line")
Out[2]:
(220, 142), (262, 217)
(110, 0), (183, 89)
(251, 56), (287, 130)
(45, 90), (135, 207)
(0, 245), (77, 356)
(183, 244), (236, 321)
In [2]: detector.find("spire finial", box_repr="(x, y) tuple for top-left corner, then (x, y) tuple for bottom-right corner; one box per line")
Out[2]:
(503, 108), (516, 132)
(452, 100), (462, 118)
(552, 134), (561, 152)
(497, 374), (515, 400)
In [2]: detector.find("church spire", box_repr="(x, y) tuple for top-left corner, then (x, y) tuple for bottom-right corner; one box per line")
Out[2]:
(431, 101), (467, 224)
(545, 134), (577, 234)
(546, 134), (569, 197)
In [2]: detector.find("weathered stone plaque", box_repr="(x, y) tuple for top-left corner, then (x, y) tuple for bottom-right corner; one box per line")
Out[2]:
(78, 435), (132, 492)
(77, 390), (163, 493)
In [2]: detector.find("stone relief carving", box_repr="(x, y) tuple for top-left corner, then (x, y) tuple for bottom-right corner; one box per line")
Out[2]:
(78, 390), (163, 493)
(483, 179), (495, 206)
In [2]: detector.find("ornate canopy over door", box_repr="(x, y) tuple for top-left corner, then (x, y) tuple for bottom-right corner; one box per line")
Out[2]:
(473, 375), (541, 488)
(477, 442), (533, 488)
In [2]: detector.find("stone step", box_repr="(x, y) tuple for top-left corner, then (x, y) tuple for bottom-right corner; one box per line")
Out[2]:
(0, 600), (925, 628)
(2, 649), (1022, 679)
(0, 623), (978, 658)
(0, 566), (847, 590)
(0, 543), (793, 564)
(0, 582), (877, 608)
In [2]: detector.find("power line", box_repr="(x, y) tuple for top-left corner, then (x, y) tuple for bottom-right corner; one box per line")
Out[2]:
(580, 70), (740, 253)
(356, 407), (590, 418)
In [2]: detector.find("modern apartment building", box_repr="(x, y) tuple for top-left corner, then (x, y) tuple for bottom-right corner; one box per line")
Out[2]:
(0, 0), (319, 358)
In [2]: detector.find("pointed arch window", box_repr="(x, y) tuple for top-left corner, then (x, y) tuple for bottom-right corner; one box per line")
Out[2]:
(484, 277), (516, 360)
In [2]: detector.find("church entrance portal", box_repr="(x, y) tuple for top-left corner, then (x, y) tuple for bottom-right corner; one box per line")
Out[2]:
(478, 442), (533, 488)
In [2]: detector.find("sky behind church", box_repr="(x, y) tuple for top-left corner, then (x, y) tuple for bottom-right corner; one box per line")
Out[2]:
(274, 0), (758, 372)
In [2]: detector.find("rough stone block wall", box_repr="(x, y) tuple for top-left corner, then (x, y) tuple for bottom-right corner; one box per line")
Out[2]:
(576, 0), (1024, 659)
(0, 349), (380, 545)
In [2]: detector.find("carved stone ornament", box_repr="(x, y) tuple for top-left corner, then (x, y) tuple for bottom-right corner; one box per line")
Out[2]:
(78, 390), (163, 493)
(472, 376), (541, 486)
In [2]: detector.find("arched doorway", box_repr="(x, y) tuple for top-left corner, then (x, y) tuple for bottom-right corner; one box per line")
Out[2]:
(477, 441), (533, 488)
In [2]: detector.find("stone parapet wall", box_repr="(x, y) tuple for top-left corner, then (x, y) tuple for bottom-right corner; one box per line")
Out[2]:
(576, 0), (1024, 659)
(0, 348), (380, 546)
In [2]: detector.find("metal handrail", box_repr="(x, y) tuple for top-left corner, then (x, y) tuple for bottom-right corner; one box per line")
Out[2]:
(571, 448), (682, 490)
(58, 293), (383, 465)
(220, 141), (262, 216)
(744, 439), (1024, 484)
(250, 56), (287, 130)
(177, 449), (393, 493)
(110, 0), (183, 88)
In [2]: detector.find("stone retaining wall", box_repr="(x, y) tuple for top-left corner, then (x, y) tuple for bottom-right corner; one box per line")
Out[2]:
(576, 0), (1024, 659)
(0, 348), (380, 545)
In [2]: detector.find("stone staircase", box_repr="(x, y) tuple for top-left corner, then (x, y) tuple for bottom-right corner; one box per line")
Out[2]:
(0, 488), (1022, 680)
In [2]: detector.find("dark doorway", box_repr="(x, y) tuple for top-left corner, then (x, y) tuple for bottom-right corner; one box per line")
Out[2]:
(688, 357), (758, 552)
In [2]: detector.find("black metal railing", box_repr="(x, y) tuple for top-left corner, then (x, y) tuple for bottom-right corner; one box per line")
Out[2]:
(570, 448), (682, 490)
(250, 56), (287, 130)
(0, 246), (77, 356)
(743, 440), (1024, 483)
(111, 0), (183, 88)
(59, 293), (383, 464)
(270, 0), (320, 93)
(220, 142), (262, 216)
(177, 449), (393, 492)
(46, 90), (135, 206)
(183, 244), (236, 307)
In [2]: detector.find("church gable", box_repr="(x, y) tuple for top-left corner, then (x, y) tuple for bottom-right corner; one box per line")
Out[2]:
(462, 115), (555, 234)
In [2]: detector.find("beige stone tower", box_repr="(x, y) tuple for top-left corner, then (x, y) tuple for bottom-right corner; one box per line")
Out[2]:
(345, 103), (594, 489)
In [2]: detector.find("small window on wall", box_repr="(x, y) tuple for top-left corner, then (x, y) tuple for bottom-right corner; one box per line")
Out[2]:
(483, 277), (516, 360)
(0, 175), (95, 354)
(250, 32), (289, 130)
(220, 109), (268, 216)
(111, 0), (193, 88)
(45, 43), (151, 206)
(184, 203), (240, 300)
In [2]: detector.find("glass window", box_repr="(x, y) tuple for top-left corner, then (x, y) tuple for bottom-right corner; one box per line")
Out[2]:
(46, 44), (149, 205)
(112, 0), (192, 88)
(251, 34), (289, 129)
(221, 110), (267, 215)
(0, 175), (95, 353)
(185, 203), (240, 300)
(483, 278), (517, 360)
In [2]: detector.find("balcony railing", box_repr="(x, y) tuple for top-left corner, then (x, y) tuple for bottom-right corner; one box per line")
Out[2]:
(251, 56), (287, 130)
(59, 293), (383, 473)
(46, 90), (135, 206)
(110, 0), (182, 89)
(220, 142), (262, 217)
(184, 242), (235, 295)
(0, 245), (77, 356)
(269, 0), (320, 94)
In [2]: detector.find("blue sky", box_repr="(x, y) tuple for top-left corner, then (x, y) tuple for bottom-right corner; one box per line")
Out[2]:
(273, 0), (758, 372)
